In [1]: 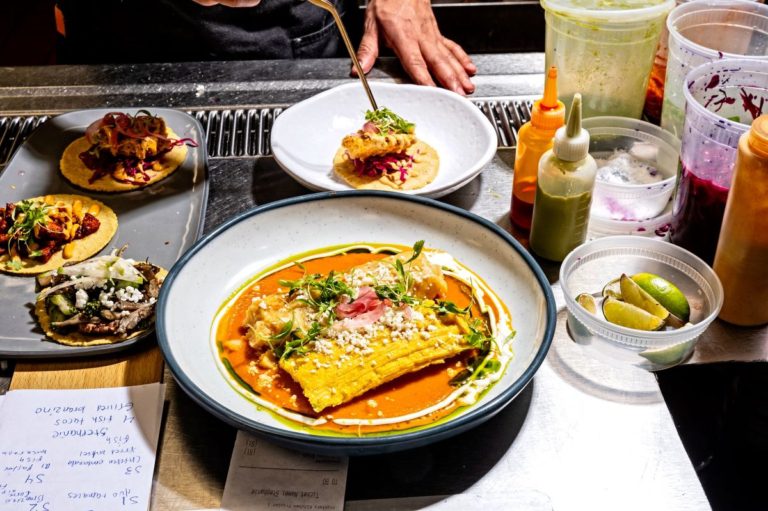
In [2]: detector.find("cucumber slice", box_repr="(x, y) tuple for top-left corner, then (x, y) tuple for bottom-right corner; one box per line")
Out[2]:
(49, 294), (77, 316)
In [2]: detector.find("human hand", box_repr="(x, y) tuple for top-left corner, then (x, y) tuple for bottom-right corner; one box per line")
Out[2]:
(192, 0), (262, 6)
(355, 0), (476, 95)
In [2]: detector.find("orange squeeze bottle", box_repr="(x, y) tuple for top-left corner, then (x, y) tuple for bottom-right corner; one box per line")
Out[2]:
(510, 66), (566, 231)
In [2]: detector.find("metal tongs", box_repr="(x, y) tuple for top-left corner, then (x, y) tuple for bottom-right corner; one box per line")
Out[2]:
(307, 0), (379, 111)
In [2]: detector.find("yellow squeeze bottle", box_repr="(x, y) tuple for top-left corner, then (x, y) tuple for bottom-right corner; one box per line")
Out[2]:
(510, 66), (566, 231)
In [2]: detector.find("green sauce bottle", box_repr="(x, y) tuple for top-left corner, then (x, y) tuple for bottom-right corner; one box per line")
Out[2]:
(529, 93), (596, 262)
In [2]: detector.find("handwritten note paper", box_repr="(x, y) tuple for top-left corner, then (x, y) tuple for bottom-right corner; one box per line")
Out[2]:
(220, 431), (348, 511)
(0, 383), (165, 511)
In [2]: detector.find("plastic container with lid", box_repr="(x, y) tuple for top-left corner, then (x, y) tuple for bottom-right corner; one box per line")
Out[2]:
(583, 117), (680, 222)
(529, 94), (597, 262)
(660, 0), (768, 137)
(669, 59), (768, 264)
(541, 0), (675, 118)
(561, 236), (723, 371)
(510, 66), (566, 231)
(713, 115), (768, 326)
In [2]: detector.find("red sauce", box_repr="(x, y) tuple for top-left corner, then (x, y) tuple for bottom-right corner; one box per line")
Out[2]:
(216, 251), (493, 434)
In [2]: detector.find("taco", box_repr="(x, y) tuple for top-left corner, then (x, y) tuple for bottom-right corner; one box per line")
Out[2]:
(0, 194), (118, 274)
(333, 107), (439, 191)
(60, 110), (195, 193)
(35, 253), (166, 346)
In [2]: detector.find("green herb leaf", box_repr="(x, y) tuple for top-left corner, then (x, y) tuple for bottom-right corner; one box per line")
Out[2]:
(403, 240), (425, 264)
(270, 318), (295, 342)
(431, 299), (470, 316)
(364, 107), (415, 135)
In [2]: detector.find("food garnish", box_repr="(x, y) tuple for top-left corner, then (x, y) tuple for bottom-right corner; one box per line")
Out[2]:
(215, 241), (515, 434)
(0, 194), (117, 274)
(35, 250), (165, 346)
(364, 107), (415, 135)
(60, 110), (197, 192)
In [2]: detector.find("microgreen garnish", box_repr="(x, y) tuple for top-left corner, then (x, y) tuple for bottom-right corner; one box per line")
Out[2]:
(6, 200), (51, 254)
(277, 321), (323, 360)
(431, 299), (470, 316)
(280, 270), (354, 322)
(365, 108), (415, 135)
(373, 240), (425, 306)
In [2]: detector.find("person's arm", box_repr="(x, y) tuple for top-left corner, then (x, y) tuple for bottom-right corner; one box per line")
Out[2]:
(356, 0), (476, 95)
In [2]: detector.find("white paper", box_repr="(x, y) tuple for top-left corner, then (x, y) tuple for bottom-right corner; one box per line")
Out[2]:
(0, 383), (165, 511)
(221, 431), (348, 511)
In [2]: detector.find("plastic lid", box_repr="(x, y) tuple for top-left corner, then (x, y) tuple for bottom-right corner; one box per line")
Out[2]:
(554, 94), (590, 162)
(541, 0), (675, 23)
(748, 115), (768, 159)
(531, 66), (566, 131)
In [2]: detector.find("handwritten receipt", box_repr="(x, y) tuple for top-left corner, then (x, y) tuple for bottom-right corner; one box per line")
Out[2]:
(0, 383), (165, 511)
(221, 432), (348, 511)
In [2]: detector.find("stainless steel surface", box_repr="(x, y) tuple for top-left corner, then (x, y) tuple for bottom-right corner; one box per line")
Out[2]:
(3, 53), (762, 509)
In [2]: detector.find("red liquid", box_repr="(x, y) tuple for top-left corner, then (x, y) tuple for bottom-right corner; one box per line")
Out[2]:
(511, 194), (534, 231)
(669, 166), (730, 264)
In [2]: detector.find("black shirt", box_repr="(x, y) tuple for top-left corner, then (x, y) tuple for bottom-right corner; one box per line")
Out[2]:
(57, 0), (345, 64)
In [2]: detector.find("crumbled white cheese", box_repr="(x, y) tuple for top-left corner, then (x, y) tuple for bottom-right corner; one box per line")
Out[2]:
(115, 286), (144, 303)
(75, 289), (88, 309)
(99, 288), (116, 309)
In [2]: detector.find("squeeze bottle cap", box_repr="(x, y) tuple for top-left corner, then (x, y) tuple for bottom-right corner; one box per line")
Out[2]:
(531, 66), (566, 131)
(748, 115), (768, 159)
(553, 93), (590, 162)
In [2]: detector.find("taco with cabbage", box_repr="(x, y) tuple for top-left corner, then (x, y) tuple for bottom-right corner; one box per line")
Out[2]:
(0, 194), (117, 274)
(60, 110), (196, 192)
(35, 252), (166, 346)
(333, 108), (439, 191)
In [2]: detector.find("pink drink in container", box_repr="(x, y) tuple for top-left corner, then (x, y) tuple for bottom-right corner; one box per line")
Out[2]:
(669, 59), (768, 264)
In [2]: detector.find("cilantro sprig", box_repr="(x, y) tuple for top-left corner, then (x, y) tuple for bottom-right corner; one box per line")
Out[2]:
(5, 200), (51, 254)
(365, 108), (415, 135)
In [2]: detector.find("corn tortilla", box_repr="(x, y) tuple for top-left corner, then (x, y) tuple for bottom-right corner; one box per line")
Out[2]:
(35, 268), (167, 346)
(0, 194), (118, 275)
(60, 127), (187, 193)
(333, 140), (439, 191)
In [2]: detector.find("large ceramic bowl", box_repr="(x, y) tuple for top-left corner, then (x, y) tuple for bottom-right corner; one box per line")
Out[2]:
(157, 192), (555, 455)
(271, 83), (497, 198)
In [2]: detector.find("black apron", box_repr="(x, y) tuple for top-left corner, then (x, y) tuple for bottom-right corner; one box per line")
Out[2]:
(57, 0), (344, 64)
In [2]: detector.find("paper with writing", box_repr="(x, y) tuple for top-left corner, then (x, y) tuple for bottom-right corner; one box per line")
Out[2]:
(221, 431), (348, 511)
(0, 383), (165, 511)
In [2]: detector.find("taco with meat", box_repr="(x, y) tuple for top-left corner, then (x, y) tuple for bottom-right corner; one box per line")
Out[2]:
(333, 107), (439, 191)
(35, 252), (166, 346)
(60, 110), (196, 192)
(0, 194), (118, 274)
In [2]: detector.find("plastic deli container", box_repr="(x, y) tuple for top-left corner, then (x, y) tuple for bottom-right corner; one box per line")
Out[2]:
(541, 0), (675, 119)
(661, 0), (768, 137)
(560, 236), (723, 371)
(583, 117), (680, 222)
(669, 59), (768, 265)
(587, 205), (672, 241)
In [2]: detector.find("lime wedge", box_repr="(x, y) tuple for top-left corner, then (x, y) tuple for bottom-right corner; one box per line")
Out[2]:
(620, 274), (670, 321)
(632, 273), (690, 321)
(602, 297), (665, 331)
(576, 293), (597, 314)
(602, 277), (622, 299)
(639, 338), (696, 366)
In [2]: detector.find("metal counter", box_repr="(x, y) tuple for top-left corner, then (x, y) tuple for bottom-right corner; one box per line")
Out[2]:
(2, 53), (761, 510)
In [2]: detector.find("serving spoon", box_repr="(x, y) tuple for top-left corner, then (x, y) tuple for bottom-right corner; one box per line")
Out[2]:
(307, 0), (379, 111)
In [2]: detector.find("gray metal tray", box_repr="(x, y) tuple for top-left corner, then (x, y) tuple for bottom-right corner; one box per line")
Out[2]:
(0, 108), (208, 358)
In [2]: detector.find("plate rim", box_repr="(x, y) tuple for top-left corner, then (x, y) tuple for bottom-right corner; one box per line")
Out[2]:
(0, 107), (210, 358)
(156, 190), (556, 448)
(270, 82), (498, 198)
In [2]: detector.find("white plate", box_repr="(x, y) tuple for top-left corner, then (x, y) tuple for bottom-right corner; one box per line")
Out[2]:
(271, 83), (497, 198)
(157, 192), (555, 455)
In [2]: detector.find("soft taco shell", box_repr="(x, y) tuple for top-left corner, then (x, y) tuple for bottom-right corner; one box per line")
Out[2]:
(60, 127), (187, 193)
(333, 140), (439, 191)
(0, 194), (118, 275)
(35, 267), (167, 347)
